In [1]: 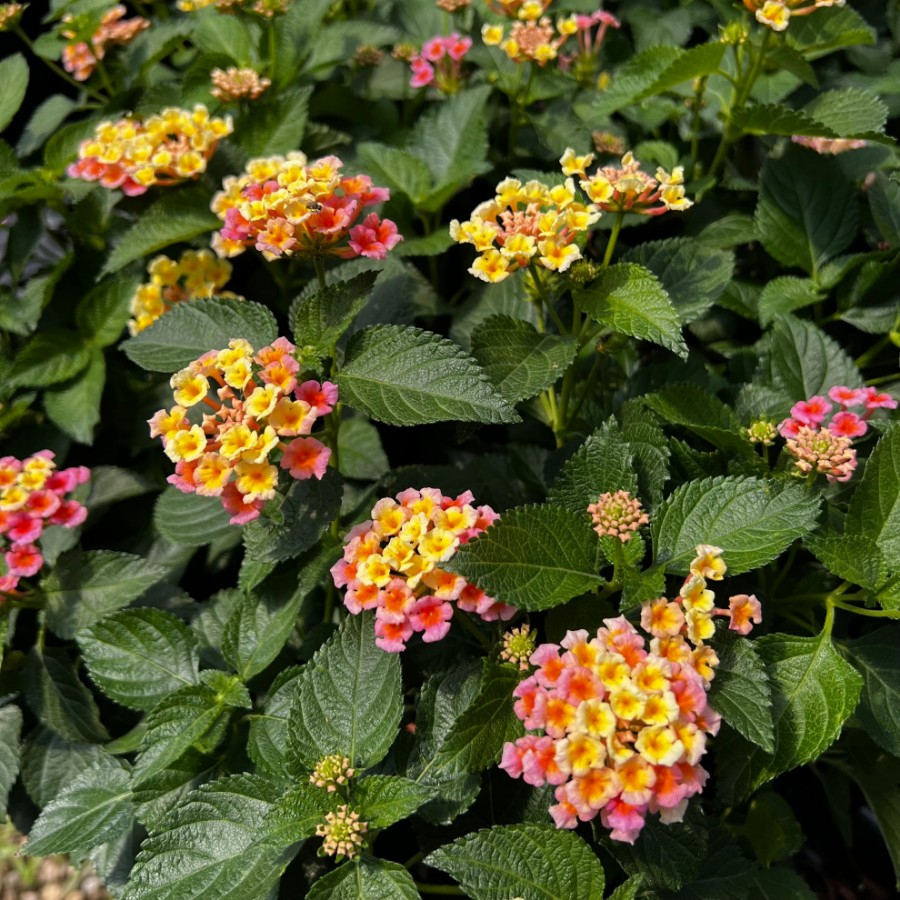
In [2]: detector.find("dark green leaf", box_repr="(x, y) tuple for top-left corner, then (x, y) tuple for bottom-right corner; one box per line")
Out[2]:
(805, 534), (885, 592)
(233, 85), (312, 157)
(153, 488), (235, 547)
(732, 791), (804, 867)
(307, 856), (421, 900)
(0, 705), (22, 816)
(76, 276), (140, 347)
(446, 504), (602, 611)
(0, 54), (28, 133)
(7, 329), (92, 389)
(338, 418), (390, 481)
(248, 666), (303, 774)
(44, 349), (106, 445)
(353, 776), (431, 828)
(122, 297), (278, 373)
(757, 277), (823, 326)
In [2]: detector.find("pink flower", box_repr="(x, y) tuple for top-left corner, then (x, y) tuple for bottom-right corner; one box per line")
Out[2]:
(348, 215), (403, 260)
(6, 513), (42, 545)
(49, 500), (87, 528)
(790, 395), (831, 426)
(828, 386), (867, 408)
(220, 482), (263, 525)
(409, 57), (435, 87)
(445, 33), (472, 61)
(26, 490), (62, 518)
(421, 37), (447, 61)
(408, 596), (453, 642)
(296, 380), (339, 415)
(6, 543), (43, 577)
(600, 797), (647, 844)
(374, 616), (414, 652)
(863, 387), (898, 410)
(0, 574), (20, 593)
(280, 437), (331, 480)
(830, 411), (867, 438)
(777, 417), (802, 438)
(727, 594), (762, 636)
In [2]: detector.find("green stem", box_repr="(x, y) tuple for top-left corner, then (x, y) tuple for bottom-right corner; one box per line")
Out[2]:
(313, 257), (328, 293)
(855, 335), (890, 369)
(93, 57), (116, 97)
(602, 213), (623, 267)
(689, 76), (708, 180)
(403, 850), (426, 870)
(830, 600), (900, 620)
(528, 263), (567, 334)
(866, 372), (900, 387)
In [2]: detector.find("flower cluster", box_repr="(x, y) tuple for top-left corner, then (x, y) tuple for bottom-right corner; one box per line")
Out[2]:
(67, 105), (232, 197)
(500, 625), (537, 670)
(211, 152), (402, 261)
(500, 546), (758, 843)
(588, 491), (648, 542)
(315, 806), (367, 860)
(128, 249), (233, 335)
(557, 10), (620, 77)
(482, 15), (576, 66)
(0, 452), (90, 595)
(486, 0), (552, 19)
(778, 386), (896, 482)
(178, 0), (288, 15)
(148, 338), (336, 525)
(210, 66), (271, 102)
(331, 488), (514, 652)
(560, 148), (693, 215)
(409, 33), (472, 92)
(742, 0), (845, 32)
(791, 135), (867, 155)
(60, 4), (149, 82)
(310, 755), (355, 793)
(450, 172), (600, 283)
(0, 3), (25, 32)
(436, 0), (471, 10)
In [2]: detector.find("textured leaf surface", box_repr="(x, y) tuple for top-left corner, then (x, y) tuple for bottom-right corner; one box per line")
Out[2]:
(247, 667), (303, 774)
(426, 824), (605, 900)
(0, 705), (21, 816)
(153, 488), (235, 547)
(576, 263), (687, 358)
(652, 476), (820, 575)
(26, 764), (132, 857)
(307, 857), (421, 900)
(21, 728), (114, 808)
(122, 775), (293, 900)
(7, 329), (92, 389)
(846, 426), (900, 569)
(446, 504), (602, 610)
(43, 550), (169, 640)
(470, 316), (577, 404)
(44, 349), (106, 445)
(0, 54), (28, 132)
(716, 630), (862, 802)
(289, 612), (401, 770)
(805, 534), (885, 592)
(709, 633), (774, 752)
(353, 776), (431, 829)
(122, 297), (278, 373)
(78, 609), (200, 712)
(757, 277), (822, 326)
(337, 325), (519, 426)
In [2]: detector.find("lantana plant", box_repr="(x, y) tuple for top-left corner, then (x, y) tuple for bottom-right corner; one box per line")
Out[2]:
(0, 0), (898, 898)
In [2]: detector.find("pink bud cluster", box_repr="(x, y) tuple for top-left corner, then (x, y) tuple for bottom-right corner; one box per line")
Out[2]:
(0, 452), (90, 594)
(148, 338), (336, 525)
(778, 386), (896, 483)
(587, 490), (648, 542)
(331, 488), (514, 652)
(212, 153), (402, 261)
(409, 33), (472, 92)
(61, 4), (149, 82)
(791, 135), (867, 155)
(500, 545), (759, 843)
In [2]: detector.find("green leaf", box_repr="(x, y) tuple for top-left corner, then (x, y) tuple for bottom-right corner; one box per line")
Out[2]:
(709, 633), (775, 753)
(869, 173), (900, 246)
(575, 263), (687, 359)
(357, 143), (433, 206)
(353, 776), (431, 828)
(805, 534), (885, 592)
(44, 348), (106, 445)
(132, 685), (225, 788)
(336, 325), (519, 426)
(757, 277), (823, 326)
(637, 42), (727, 98)
(289, 271), (378, 358)
(122, 297), (278, 373)
(248, 666), (303, 774)
(786, 5), (874, 55)
(242, 471), (342, 563)
(547, 420), (637, 515)
(766, 317), (861, 403)
(588, 46), (682, 116)
(307, 856), (421, 900)
(732, 104), (829, 138)
(842, 627), (900, 756)
(423, 661), (523, 778)
(101, 188), (220, 275)
(18, 94), (76, 157)
(24, 647), (110, 744)
(805, 88), (889, 138)
(21, 728), (115, 808)
(233, 85), (312, 157)
(78, 609), (200, 712)
(153, 488), (235, 547)
(426, 823), (605, 900)
(607, 875), (643, 900)
(446, 504), (602, 611)
(76, 276), (140, 347)
(622, 238), (734, 324)
(732, 791), (805, 868)
(620, 402), (671, 506)
(122, 775), (295, 900)
(470, 316), (577, 405)
(748, 868), (816, 899)
(716, 630), (862, 803)
(193, 12), (253, 61)
(133, 749), (217, 833)
(338, 418), (390, 481)
(0, 705), (22, 816)
(0, 54), (28, 133)
(25, 763), (132, 857)
(7, 329), (92, 389)
(643, 384), (752, 456)
(43, 550), (169, 640)
(845, 426), (900, 569)
(755, 148), (858, 275)
(652, 476), (820, 575)
(289, 612), (402, 770)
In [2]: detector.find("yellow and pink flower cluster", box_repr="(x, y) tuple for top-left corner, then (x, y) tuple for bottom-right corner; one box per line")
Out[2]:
(67, 105), (232, 197)
(148, 338), (336, 525)
(742, 0), (844, 32)
(500, 545), (760, 843)
(0, 452), (90, 595)
(211, 152), (402, 261)
(129, 249), (233, 335)
(60, 4), (149, 82)
(331, 488), (514, 652)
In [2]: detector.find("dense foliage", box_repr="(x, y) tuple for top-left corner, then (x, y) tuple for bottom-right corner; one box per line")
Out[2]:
(1, 0), (899, 897)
